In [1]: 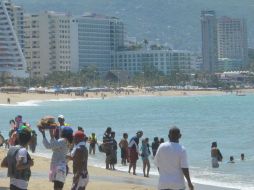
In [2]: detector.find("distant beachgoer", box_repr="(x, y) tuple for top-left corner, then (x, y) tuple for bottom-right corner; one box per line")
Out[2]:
(103, 127), (113, 169)
(228, 156), (235, 163)
(241, 153), (245, 161)
(211, 142), (223, 168)
(1, 128), (33, 190)
(15, 115), (23, 128)
(145, 138), (151, 156)
(29, 130), (37, 153)
(110, 131), (117, 170)
(7, 98), (10, 104)
(119, 133), (128, 165)
(159, 138), (164, 144)
(40, 126), (73, 190)
(152, 137), (160, 157)
(9, 120), (16, 129)
(70, 131), (89, 190)
(54, 115), (69, 140)
(78, 126), (84, 132)
(154, 127), (194, 190)
(128, 130), (143, 175)
(140, 138), (150, 177)
(88, 133), (97, 155)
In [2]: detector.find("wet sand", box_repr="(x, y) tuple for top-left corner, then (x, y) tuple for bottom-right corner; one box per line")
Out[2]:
(0, 149), (239, 190)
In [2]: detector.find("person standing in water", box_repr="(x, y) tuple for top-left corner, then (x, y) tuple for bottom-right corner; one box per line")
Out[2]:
(119, 133), (128, 165)
(29, 130), (37, 153)
(140, 138), (151, 177)
(88, 133), (97, 155)
(211, 142), (223, 168)
(152, 137), (160, 157)
(128, 131), (143, 175)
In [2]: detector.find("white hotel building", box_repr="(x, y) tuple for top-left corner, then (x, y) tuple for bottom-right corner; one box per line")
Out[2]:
(113, 50), (191, 75)
(0, 0), (27, 78)
(24, 11), (71, 78)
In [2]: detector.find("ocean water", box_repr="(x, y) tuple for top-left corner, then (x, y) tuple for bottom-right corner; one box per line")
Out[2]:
(0, 95), (254, 189)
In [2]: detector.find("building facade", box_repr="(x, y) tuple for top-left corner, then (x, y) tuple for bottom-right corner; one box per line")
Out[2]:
(24, 11), (71, 78)
(0, 0), (27, 78)
(217, 16), (248, 70)
(70, 13), (124, 74)
(113, 50), (191, 76)
(201, 10), (218, 73)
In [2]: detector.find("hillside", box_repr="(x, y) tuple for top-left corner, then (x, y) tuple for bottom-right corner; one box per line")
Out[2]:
(13, 0), (254, 51)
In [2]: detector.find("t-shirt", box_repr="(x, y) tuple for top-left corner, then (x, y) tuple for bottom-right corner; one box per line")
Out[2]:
(154, 142), (188, 190)
(128, 137), (139, 151)
(10, 147), (29, 189)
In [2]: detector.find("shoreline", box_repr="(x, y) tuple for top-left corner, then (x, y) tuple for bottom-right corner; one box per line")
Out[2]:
(1, 89), (253, 105)
(0, 149), (239, 190)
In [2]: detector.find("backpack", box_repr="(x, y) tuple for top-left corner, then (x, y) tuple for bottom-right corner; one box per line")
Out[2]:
(7, 147), (31, 181)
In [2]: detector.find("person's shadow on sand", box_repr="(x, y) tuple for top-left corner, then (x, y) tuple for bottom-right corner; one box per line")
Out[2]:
(0, 187), (9, 190)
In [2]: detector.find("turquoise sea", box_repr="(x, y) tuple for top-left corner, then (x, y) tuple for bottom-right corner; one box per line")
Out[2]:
(0, 95), (254, 189)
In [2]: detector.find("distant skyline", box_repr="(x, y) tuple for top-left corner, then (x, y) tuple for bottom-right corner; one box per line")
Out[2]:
(12, 0), (254, 51)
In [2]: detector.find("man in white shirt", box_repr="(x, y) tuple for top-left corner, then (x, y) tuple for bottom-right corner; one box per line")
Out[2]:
(154, 127), (194, 190)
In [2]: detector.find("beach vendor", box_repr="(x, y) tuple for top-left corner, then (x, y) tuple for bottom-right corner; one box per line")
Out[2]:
(128, 130), (143, 175)
(88, 133), (97, 155)
(211, 142), (223, 168)
(40, 126), (73, 190)
(54, 115), (70, 140)
(1, 127), (33, 190)
(69, 131), (89, 190)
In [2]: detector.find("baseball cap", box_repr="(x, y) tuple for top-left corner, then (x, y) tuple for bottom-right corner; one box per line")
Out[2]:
(73, 131), (85, 140)
(58, 115), (64, 119)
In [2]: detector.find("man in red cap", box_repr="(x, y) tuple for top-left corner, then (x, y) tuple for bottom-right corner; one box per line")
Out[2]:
(70, 131), (89, 190)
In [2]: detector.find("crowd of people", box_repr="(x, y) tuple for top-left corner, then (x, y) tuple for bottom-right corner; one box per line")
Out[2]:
(0, 115), (196, 190)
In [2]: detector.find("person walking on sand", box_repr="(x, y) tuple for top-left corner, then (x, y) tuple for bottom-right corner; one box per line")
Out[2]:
(211, 142), (223, 168)
(70, 131), (89, 190)
(154, 127), (194, 190)
(40, 126), (73, 190)
(140, 138), (151, 177)
(1, 128), (34, 190)
(128, 130), (143, 175)
(119, 133), (128, 165)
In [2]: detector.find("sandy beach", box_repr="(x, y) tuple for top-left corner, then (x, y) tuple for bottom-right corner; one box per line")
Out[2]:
(0, 88), (249, 105)
(0, 149), (239, 190)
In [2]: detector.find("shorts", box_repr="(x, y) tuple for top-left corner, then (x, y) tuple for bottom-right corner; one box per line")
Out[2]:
(54, 181), (64, 189)
(128, 148), (138, 164)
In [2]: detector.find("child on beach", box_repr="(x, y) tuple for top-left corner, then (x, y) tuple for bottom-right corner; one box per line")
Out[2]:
(70, 131), (89, 190)
(140, 138), (151, 177)
(40, 126), (73, 190)
(1, 128), (33, 190)
(119, 133), (128, 165)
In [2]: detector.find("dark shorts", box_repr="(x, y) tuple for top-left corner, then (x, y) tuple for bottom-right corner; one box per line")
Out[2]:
(10, 185), (26, 190)
(90, 143), (96, 148)
(54, 181), (64, 189)
(128, 148), (138, 164)
(121, 148), (127, 159)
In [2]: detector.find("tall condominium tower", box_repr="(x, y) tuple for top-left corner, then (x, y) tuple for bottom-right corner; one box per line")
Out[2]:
(70, 13), (124, 74)
(201, 10), (218, 73)
(0, 0), (27, 78)
(24, 11), (71, 78)
(217, 16), (248, 69)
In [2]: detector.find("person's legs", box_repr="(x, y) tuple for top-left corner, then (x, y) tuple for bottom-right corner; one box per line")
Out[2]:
(128, 163), (132, 173)
(143, 160), (146, 177)
(133, 163), (136, 175)
(89, 145), (92, 154)
(93, 146), (95, 154)
(147, 159), (150, 177)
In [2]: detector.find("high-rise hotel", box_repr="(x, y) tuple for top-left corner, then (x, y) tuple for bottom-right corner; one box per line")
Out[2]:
(24, 11), (71, 78)
(201, 10), (218, 73)
(201, 10), (248, 72)
(0, 0), (27, 78)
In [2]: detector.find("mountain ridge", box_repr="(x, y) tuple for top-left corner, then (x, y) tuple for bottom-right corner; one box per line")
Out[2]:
(13, 0), (254, 51)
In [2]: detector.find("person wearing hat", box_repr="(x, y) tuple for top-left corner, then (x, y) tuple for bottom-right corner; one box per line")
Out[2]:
(40, 126), (73, 190)
(128, 130), (143, 175)
(70, 131), (89, 190)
